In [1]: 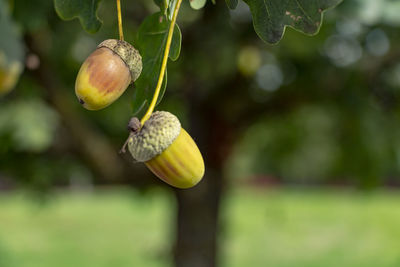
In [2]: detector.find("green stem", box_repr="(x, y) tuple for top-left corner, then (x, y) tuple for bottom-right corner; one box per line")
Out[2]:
(140, 0), (182, 125)
(116, 0), (124, 41)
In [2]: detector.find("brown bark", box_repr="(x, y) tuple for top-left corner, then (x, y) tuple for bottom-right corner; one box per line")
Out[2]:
(172, 81), (234, 266)
(174, 167), (223, 267)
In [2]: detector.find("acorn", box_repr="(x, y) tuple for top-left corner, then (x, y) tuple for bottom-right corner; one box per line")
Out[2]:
(75, 39), (142, 110)
(122, 111), (205, 189)
(0, 51), (23, 96)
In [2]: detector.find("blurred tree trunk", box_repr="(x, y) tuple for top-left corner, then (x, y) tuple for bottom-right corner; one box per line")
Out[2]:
(173, 92), (233, 267)
(174, 168), (223, 267)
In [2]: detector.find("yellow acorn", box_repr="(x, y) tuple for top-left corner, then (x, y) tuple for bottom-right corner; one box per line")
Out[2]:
(75, 39), (142, 110)
(123, 111), (205, 189)
(0, 52), (22, 96)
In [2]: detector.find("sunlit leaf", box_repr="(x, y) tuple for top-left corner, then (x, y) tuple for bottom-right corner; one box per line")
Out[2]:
(190, 0), (207, 10)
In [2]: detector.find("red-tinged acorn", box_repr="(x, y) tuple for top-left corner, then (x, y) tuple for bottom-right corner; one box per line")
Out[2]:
(75, 39), (142, 110)
(122, 111), (205, 189)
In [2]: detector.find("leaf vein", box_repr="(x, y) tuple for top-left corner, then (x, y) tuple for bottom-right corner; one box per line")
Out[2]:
(293, 0), (314, 23)
(263, 0), (271, 20)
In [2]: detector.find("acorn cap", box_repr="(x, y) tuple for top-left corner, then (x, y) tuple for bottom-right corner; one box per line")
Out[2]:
(128, 111), (181, 162)
(98, 39), (142, 82)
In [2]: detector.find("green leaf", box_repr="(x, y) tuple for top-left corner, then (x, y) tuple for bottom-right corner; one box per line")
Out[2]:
(153, 0), (178, 20)
(132, 12), (182, 116)
(54, 0), (103, 33)
(190, 0), (207, 10)
(153, 0), (168, 15)
(225, 0), (238, 9)
(241, 0), (343, 44)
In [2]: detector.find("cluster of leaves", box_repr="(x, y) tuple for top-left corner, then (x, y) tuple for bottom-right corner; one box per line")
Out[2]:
(2, 0), (400, 190)
(223, 0), (400, 187)
(54, 0), (342, 116)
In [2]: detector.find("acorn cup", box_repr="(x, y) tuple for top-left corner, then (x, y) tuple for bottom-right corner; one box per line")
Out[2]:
(122, 111), (205, 189)
(75, 39), (142, 110)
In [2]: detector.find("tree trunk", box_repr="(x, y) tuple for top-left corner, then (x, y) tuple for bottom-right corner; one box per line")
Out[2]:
(173, 167), (223, 267)
(173, 99), (232, 267)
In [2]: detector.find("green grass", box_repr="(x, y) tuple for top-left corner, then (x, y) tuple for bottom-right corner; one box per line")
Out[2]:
(221, 188), (400, 267)
(1, 187), (400, 267)
(0, 188), (174, 267)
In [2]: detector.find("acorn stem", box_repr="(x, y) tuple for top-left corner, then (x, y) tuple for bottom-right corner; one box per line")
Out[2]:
(140, 0), (183, 125)
(119, 133), (133, 154)
(116, 0), (124, 41)
(119, 117), (141, 154)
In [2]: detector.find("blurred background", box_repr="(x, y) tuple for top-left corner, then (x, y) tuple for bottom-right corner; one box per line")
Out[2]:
(1, 0), (400, 266)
